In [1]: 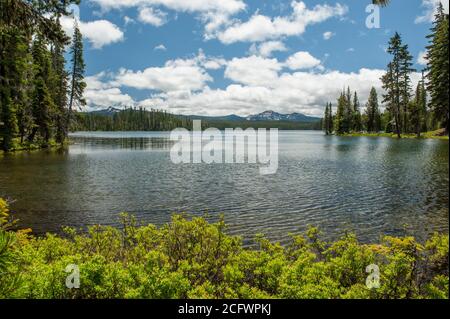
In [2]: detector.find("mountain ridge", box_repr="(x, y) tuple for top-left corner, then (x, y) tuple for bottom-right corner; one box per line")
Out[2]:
(245, 110), (319, 122)
(87, 108), (320, 122)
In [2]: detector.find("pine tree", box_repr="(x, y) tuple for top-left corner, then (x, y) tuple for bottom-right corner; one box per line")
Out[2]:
(419, 72), (428, 133)
(344, 87), (353, 132)
(382, 32), (406, 138)
(52, 39), (69, 144)
(31, 35), (56, 146)
(399, 43), (415, 133)
(323, 103), (333, 135)
(68, 20), (86, 130)
(410, 73), (428, 137)
(365, 87), (381, 133)
(352, 92), (362, 132)
(327, 103), (333, 134)
(323, 104), (329, 135)
(410, 84), (420, 138)
(425, 3), (449, 133)
(0, 88), (18, 151)
(334, 92), (347, 134)
(16, 44), (34, 145)
(0, 28), (23, 151)
(0, 0), (78, 151)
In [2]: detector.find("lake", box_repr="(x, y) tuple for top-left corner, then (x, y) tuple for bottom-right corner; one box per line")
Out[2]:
(0, 131), (448, 244)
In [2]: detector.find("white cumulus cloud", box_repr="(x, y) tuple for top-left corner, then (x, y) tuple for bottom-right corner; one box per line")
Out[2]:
(60, 16), (124, 49)
(215, 1), (348, 44)
(285, 51), (321, 70)
(90, 0), (245, 14)
(138, 7), (167, 26)
(85, 73), (134, 108)
(85, 51), (422, 117)
(113, 57), (212, 92)
(225, 56), (282, 87)
(90, 0), (246, 36)
(249, 41), (288, 57)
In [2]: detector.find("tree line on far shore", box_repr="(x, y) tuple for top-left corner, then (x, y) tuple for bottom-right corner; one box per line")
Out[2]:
(323, 4), (448, 137)
(73, 108), (323, 132)
(73, 108), (195, 131)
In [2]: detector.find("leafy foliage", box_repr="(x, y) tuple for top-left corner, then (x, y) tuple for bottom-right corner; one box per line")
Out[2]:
(0, 199), (447, 299)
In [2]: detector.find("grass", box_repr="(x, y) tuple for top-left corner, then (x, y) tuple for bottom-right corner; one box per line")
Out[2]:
(0, 139), (68, 156)
(339, 129), (449, 140)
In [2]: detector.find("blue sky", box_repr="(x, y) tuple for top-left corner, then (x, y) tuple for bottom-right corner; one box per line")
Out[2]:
(64, 0), (449, 116)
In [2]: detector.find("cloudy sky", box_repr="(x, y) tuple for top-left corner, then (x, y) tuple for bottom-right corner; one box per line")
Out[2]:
(68, 0), (449, 116)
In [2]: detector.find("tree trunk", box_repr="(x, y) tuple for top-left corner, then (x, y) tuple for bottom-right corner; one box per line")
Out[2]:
(27, 127), (38, 143)
(68, 47), (77, 135)
(395, 111), (401, 138)
(446, 115), (449, 135)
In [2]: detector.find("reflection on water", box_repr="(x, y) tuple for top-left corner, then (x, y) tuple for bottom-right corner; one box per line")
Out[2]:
(0, 131), (448, 244)
(72, 137), (175, 151)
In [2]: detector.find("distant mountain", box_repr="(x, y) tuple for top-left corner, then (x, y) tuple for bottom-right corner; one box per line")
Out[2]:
(186, 114), (246, 122)
(82, 108), (322, 130)
(186, 110), (319, 122)
(89, 107), (122, 116)
(88, 108), (320, 123)
(246, 110), (319, 122)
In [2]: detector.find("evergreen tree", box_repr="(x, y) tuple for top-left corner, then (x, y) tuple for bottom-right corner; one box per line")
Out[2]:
(0, 88), (18, 151)
(409, 86), (420, 138)
(410, 73), (427, 137)
(365, 87), (381, 133)
(327, 103), (333, 134)
(343, 87), (353, 132)
(52, 38), (69, 144)
(16, 41), (34, 145)
(323, 103), (334, 135)
(399, 43), (415, 133)
(352, 92), (362, 132)
(322, 104), (329, 135)
(31, 35), (55, 145)
(0, 0), (79, 151)
(334, 92), (346, 134)
(73, 108), (195, 132)
(382, 32), (405, 138)
(68, 20), (86, 129)
(418, 72), (428, 133)
(0, 28), (24, 151)
(425, 3), (449, 133)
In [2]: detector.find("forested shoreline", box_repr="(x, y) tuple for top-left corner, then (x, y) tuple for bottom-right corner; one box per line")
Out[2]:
(72, 108), (322, 132)
(0, 0), (86, 152)
(322, 4), (449, 139)
(72, 108), (196, 131)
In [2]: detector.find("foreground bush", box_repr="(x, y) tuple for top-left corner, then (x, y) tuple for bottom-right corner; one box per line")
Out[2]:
(0, 199), (448, 299)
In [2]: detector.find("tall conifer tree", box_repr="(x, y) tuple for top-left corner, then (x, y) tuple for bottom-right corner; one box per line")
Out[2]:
(426, 3), (449, 133)
(68, 20), (86, 130)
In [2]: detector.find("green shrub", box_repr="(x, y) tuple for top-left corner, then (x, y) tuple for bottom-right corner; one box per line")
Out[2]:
(0, 199), (448, 299)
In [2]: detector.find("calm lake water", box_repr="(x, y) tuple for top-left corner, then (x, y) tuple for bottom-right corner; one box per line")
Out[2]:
(0, 131), (448, 244)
